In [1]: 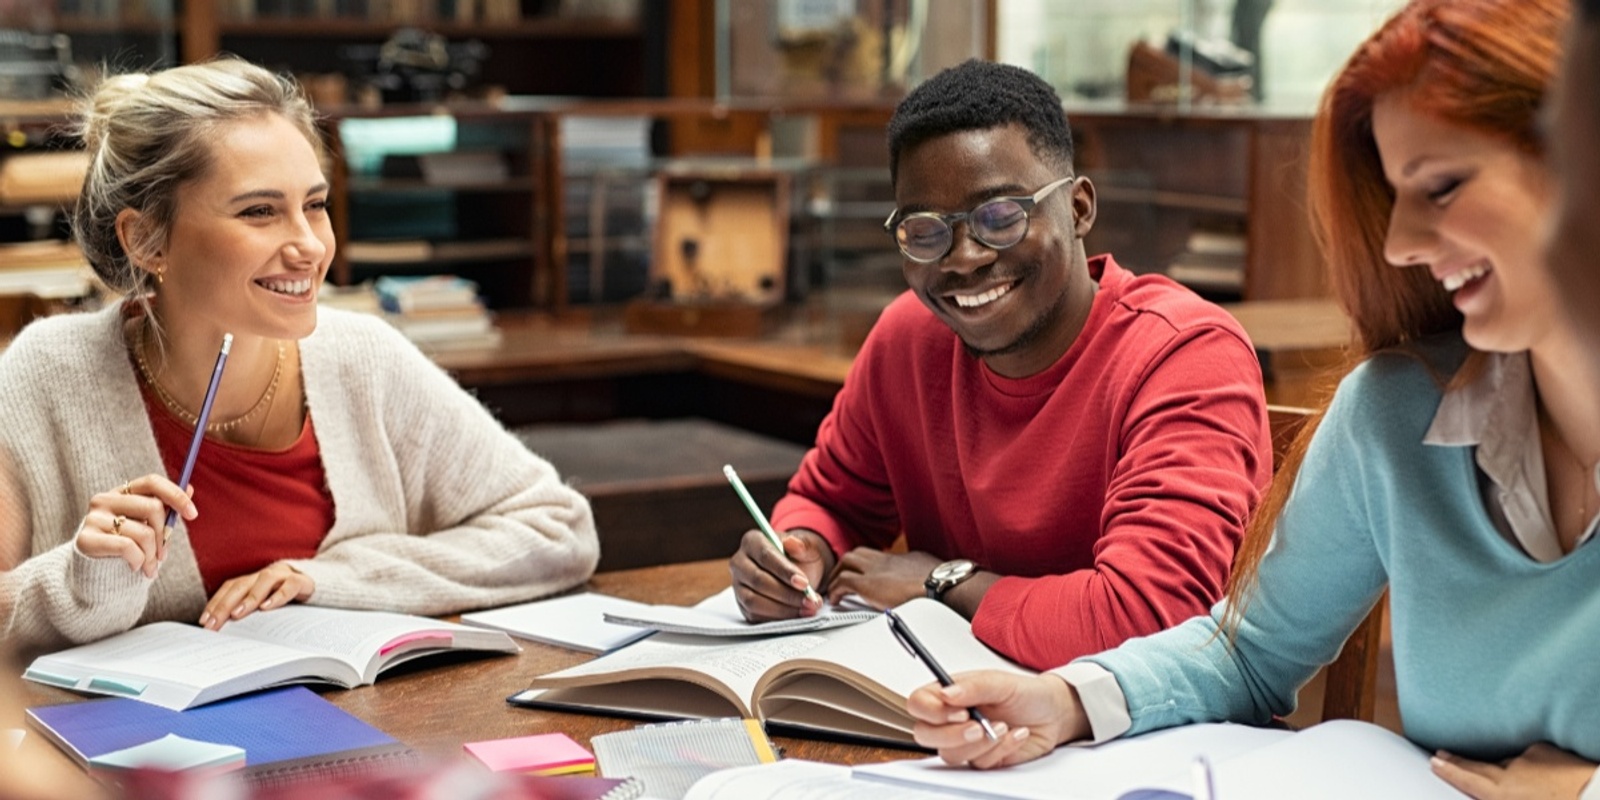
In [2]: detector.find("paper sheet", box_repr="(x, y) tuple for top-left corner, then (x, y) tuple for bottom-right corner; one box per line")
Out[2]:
(462, 592), (657, 653)
(603, 587), (877, 637)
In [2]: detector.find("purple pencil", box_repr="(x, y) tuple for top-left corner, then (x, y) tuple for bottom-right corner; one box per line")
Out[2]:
(165, 333), (232, 532)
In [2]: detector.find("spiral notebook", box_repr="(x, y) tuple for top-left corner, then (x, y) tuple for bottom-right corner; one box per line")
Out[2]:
(27, 686), (415, 788)
(591, 718), (777, 800)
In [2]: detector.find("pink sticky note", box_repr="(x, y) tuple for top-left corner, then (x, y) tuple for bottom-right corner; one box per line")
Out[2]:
(378, 632), (451, 656)
(462, 732), (595, 774)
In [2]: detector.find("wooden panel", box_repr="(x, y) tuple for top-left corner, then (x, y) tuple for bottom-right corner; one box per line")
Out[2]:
(654, 171), (791, 303)
(1246, 119), (1327, 300)
(667, 0), (718, 99)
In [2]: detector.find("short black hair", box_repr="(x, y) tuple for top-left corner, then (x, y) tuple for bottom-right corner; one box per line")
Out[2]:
(887, 59), (1074, 185)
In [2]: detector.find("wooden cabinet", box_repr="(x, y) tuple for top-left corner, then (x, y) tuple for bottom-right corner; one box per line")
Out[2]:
(1068, 106), (1326, 301)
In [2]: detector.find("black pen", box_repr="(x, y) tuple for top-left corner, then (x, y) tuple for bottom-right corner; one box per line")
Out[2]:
(884, 608), (998, 742)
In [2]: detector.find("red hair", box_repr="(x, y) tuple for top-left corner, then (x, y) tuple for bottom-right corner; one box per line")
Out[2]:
(1225, 0), (1568, 633)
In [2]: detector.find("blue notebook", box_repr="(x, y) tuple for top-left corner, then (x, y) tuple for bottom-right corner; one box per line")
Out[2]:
(27, 686), (414, 787)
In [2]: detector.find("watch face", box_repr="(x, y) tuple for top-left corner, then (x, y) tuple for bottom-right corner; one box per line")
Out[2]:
(931, 559), (975, 583)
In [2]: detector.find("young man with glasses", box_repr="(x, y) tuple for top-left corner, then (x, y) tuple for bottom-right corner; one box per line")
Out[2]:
(730, 60), (1272, 670)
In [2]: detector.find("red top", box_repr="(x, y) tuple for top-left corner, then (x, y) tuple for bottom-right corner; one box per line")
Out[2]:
(141, 382), (334, 596)
(772, 255), (1273, 670)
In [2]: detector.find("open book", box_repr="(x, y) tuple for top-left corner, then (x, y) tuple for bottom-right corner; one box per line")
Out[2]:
(24, 606), (520, 711)
(510, 598), (1030, 748)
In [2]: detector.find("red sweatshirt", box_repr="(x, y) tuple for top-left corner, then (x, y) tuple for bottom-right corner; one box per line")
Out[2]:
(771, 255), (1271, 669)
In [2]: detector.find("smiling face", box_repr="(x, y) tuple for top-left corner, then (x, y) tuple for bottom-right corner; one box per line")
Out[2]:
(153, 112), (334, 341)
(1373, 93), (1555, 354)
(893, 124), (1097, 378)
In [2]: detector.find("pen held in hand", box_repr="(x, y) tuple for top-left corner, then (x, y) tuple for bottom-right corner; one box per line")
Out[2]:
(885, 608), (999, 743)
(722, 464), (823, 605)
(165, 333), (233, 533)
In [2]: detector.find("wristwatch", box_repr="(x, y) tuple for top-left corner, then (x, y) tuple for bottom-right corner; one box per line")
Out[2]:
(925, 559), (977, 602)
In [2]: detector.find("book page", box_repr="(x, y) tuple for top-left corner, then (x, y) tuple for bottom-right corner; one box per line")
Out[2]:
(687, 760), (971, 800)
(528, 632), (833, 716)
(754, 598), (1031, 736)
(25, 623), (347, 710)
(855, 723), (1290, 800)
(217, 606), (472, 681)
(1213, 719), (1464, 799)
(602, 587), (878, 637)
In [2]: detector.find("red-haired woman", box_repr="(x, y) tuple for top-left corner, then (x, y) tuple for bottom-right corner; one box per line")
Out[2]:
(905, 0), (1600, 796)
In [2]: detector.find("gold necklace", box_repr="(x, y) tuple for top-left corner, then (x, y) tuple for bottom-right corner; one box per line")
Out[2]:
(134, 321), (284, 434)
(1544, 415), (1598, 531)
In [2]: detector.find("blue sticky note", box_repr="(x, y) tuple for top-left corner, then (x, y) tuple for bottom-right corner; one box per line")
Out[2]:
(90, 733), (245, 772)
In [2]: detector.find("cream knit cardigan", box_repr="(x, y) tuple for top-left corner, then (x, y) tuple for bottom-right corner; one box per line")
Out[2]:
(0, 301), (599, 655)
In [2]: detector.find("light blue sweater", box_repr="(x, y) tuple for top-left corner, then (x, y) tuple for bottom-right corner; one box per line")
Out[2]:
(1084, 335), (1600, 762)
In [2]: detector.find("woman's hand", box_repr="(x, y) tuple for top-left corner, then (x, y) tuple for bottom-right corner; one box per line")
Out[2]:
(1432, 743), (1596, 799)
(73, 474), (196, 578)
(906, 671), (1092, 769)
(201, 562), (315, 630)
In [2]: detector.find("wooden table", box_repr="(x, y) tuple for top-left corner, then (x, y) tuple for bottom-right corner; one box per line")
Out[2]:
(18, 559), (918, 787)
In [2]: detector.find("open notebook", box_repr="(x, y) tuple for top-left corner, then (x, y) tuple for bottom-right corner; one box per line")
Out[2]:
(600, 586), (878, 637)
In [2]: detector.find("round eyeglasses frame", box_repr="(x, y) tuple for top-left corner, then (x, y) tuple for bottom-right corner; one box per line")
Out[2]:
(883, 176), (1076, 264)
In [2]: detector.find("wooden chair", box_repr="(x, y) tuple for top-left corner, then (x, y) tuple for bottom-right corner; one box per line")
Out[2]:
(1266, 404), (1385, 723)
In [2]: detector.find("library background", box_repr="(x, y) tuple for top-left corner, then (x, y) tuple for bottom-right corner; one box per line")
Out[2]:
(1, 0), (1405, 734)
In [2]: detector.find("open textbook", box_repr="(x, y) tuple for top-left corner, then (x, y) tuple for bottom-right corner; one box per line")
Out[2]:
(24, 606), (520, 711)
(680, 721), (1464, 800)
(600, 586), (878, 637)
(511, 598), (1030, 747)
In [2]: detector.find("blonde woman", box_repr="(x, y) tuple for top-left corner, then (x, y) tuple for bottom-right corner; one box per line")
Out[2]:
(0, 59), (598, 656)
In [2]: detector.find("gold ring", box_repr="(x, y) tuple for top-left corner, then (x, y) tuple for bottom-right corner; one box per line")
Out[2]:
(112, 515), (126, 536)
(120, 481), (132, 495)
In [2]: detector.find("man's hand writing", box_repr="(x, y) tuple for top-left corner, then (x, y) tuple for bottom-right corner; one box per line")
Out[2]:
(731, 528), (831, 621)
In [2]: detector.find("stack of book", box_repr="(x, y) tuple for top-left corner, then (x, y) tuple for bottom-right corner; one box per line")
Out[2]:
(0, 151), (90, 207)
(1166, 228), (1247, 297)
(374, 274), (502, 350)
(0, 240), (95, 300)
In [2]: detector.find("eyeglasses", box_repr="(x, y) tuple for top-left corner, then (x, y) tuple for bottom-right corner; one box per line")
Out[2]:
(884, 176), (1075, 263)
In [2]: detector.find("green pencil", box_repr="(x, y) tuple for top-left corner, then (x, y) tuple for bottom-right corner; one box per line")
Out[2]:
(723, 464), (822, 604)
